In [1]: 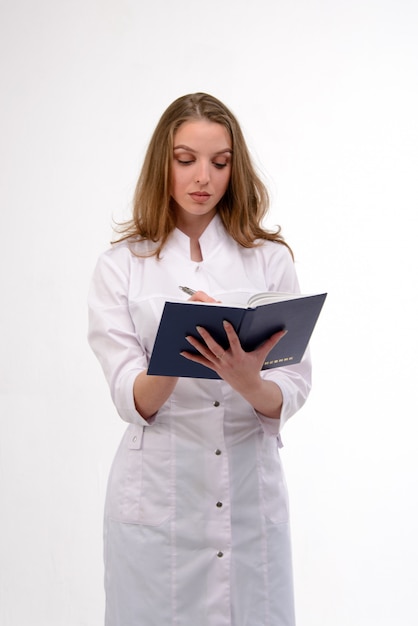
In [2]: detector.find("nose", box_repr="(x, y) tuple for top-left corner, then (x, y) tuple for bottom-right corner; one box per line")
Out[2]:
(195, 160), (210, 185)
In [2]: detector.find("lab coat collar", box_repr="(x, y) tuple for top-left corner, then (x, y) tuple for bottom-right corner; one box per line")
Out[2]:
(164, 213), (229, 260)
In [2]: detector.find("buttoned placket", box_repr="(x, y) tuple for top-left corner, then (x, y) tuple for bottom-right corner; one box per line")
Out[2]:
(205, 394), (231, 624)
(212, 398), (228, 561)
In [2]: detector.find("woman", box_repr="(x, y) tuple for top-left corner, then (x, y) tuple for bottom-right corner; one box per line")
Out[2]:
(88, 92), (311, 625)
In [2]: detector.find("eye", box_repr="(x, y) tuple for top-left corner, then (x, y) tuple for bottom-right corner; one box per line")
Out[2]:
(176, 159), (195, 166)
(212, 161), (228, 169)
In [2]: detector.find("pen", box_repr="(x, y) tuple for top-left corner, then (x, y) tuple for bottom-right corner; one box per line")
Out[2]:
(179, 285), (196, 296)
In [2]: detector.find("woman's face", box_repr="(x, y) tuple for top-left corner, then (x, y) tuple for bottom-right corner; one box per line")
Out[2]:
(171, 119), (232, 227)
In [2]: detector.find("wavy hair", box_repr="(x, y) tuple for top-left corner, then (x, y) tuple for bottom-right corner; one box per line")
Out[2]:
(113, 93), (291, 257)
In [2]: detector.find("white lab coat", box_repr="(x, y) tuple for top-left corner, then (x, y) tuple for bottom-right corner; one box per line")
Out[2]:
(88, 214), (311, 626)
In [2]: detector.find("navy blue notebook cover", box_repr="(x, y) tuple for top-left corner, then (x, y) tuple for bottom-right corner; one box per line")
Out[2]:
(147, 293), (327, 379)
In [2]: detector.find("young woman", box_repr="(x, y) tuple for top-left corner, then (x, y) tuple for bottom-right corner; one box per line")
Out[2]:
(88, 92), (311, 626)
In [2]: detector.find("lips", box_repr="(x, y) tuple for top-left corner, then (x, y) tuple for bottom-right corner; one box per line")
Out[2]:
(189, 192), (211, 203)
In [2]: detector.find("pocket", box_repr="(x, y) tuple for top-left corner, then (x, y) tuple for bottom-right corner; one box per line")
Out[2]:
(105, 423), (173, 525)
(259, 437), (289, 525)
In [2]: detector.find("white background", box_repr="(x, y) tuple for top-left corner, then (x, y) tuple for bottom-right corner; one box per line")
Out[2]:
(1, 0), (417, 624)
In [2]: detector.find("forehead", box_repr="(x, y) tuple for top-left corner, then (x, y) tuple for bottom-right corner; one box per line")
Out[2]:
(173, 120), (232, 150)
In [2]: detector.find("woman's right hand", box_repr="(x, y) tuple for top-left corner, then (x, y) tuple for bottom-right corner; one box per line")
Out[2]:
(135, 290), (218, 420)
(188, 290), (219, 303)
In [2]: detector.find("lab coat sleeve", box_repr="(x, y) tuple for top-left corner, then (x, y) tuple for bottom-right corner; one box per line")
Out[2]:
(87, 249), (149, 426)
(254, 244), (313, 438)
(256, 351), (312, 440)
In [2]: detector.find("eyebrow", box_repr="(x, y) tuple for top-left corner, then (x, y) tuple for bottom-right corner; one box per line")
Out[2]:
(173, 144), (233, 155)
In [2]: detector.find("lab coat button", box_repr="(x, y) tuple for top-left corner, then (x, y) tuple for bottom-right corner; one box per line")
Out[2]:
(216, 501), (223, 508)
(217, 551), (224, 558)
(132, 436), (137, 443)
(213, 400), (220, 407)
(215, 449), (222, 455)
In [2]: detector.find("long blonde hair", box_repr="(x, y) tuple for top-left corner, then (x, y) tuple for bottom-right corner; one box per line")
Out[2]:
(113, 93), (291, 257)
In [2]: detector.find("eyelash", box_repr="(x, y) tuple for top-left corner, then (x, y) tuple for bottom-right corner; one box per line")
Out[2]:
(176, 159), (228, 169)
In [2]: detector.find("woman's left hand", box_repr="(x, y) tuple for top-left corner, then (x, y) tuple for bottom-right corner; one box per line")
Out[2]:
(180, 321), (287, 418)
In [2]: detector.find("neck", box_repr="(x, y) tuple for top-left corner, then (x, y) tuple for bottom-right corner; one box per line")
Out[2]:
(175, 210), (216, 240)
(189, 237), (203, 262)
(174, 211), (216, 262)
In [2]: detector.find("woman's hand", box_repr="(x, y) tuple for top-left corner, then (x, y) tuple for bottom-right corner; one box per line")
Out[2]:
(188, 290), (219, 303)
(135, 291), (217, 420)
(180, 321), (287, 419)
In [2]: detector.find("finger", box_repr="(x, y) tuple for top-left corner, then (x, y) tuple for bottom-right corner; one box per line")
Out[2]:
(184, 333), (212, 358)
(196, 326), (223, 354)
(189, 290), (218, 303)
(181, 333), (225, 370)
(180, 349), (211, 366)
(179, 348), (220, 371)
(222, 320), (241, 349)
(195, 326), (227, 359)
(185, 331), (224, 362)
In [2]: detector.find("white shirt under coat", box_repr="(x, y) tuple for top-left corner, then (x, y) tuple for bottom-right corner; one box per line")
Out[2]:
(88, 214), (312, 626)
